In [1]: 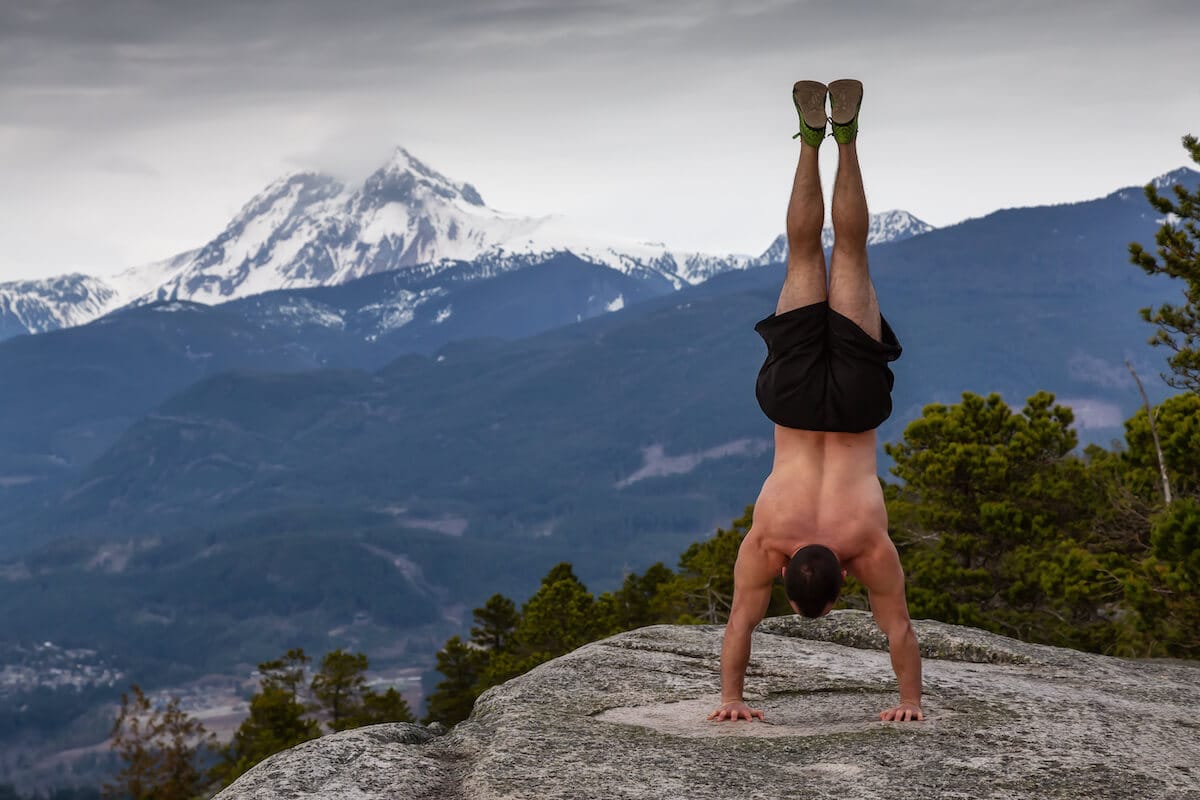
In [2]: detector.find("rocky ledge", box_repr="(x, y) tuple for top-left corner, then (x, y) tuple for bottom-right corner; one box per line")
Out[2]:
(215, 611), (1200, 799)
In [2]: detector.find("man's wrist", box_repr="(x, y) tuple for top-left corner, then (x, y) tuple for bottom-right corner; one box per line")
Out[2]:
(721, 696), (744, 704)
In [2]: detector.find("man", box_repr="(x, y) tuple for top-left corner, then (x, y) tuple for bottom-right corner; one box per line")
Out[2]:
(707, 79), (923, 724)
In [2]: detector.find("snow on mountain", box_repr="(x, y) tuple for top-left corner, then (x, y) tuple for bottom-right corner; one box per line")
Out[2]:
(104, 249), (199, 303)
(0, 147), (936, 339)
(752, 208), (935, 266)
(1150, 166), (1200, 192)
(0, 273), (122, 337)
(0, 250), (197, 339)
(130, 147), (750, 306)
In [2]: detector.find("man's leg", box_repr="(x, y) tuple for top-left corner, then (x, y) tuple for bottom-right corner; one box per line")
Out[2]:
(777, 143), (827, 315)
(828, 140), (882, 340)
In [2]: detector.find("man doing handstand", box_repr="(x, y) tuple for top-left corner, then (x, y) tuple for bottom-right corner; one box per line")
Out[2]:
(708, 79), (923, 724)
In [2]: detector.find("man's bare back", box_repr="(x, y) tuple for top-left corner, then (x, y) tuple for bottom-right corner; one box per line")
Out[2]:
(751, 427), (886, 571)
(708, 79), (923, 726)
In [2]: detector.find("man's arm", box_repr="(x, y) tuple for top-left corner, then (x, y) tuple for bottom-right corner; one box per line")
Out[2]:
(707, 532), (775, 722)
(859, 538), (924, 722)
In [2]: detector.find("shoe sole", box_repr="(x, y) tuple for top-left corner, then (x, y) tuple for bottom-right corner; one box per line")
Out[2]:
(827, 79), (863, 125)
(791, 80), (828, 130)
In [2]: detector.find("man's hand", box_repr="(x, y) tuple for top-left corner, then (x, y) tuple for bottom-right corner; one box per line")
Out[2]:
(708, 700), (764, 722)
(879, 702), (924, 722)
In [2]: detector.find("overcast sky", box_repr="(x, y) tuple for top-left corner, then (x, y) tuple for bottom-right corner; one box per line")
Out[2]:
(2, 0), (1197, 281)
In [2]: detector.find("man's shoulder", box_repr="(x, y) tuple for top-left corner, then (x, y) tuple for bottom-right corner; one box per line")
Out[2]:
(736, 526), (788, 577)
(845, 531), (903, 593)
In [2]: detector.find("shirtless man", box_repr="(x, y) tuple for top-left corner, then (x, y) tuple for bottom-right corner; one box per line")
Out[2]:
(708, 79), (923, 724)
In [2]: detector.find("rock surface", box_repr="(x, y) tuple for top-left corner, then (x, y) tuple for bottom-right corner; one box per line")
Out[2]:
(215, 611), (1200, 799)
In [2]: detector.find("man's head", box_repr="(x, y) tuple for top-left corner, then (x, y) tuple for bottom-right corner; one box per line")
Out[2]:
(782, 544), (844, 617)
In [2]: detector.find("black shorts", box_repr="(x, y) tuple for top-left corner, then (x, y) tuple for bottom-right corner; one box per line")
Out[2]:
(754, 301), (902, 433)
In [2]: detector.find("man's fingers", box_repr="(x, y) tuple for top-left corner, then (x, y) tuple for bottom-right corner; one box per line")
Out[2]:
(708, 704), (766, 722)
(878, 705), (925, 722)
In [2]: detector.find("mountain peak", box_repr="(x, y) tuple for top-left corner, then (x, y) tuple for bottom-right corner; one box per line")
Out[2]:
(381, 146), (430, 177)
(753, 209), (934, 264)
(1150, 166), (1200, 192)
(367, 147), (485, 207)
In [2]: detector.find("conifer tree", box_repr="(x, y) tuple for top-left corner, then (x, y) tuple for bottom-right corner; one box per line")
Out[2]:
(508, 563), (609, 666)
(104, 686), (156, 800)
(352, 687), (415, 726)
(422, 636), (485, 726)
(884, 392), (1112, 648)
(211, 650), (320, 788)
(1106, 394), (1200, 656)
(1129, 134), (1200, 393)
(470, 594), (519, 651)
(309, 649), (417, 730)
(607, 562), (681, 629)
(257, 648), (311, 698)
(104, 684), (214, 800)
(311, 649), (369, 732)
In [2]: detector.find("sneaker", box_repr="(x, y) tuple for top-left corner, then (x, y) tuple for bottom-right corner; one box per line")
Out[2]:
(828, 79), (863, 144)
(791, 80), (828, 146)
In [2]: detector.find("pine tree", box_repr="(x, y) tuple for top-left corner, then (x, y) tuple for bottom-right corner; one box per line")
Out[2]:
(104, 684), (214, 800)
(211, 649), (320, 788)
(310, 649), (369, 732)
(155, 696), (214, 800)
(257, 648), (311, 698)
(1120, 497), (1200, 657)
(422, 636), (485, 726)
(1104, 394), (1200, 657)
(352, 687), (416, 726)
(883, 392), (1113, 648)
(1129, 134), (1200, 393)
(606, 562), (681, 629)
(507, 563), (610, 667)
(104, 686), (156, 800)
(470, 594), (519, 651)
(1120, 393), (1200, 500)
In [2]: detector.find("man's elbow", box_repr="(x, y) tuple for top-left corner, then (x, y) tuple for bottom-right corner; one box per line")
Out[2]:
(725, 608), (760, 636)
(884, 620), (917, 649)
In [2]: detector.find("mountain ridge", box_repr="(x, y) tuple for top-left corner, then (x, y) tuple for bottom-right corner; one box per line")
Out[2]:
(0, 146), (934, 339)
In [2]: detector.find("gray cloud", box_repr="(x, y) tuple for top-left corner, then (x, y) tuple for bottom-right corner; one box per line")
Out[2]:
(1067, 353), (1134, 390)
(2, 0), (1199, 279)
(1057, 397), (1126, 430)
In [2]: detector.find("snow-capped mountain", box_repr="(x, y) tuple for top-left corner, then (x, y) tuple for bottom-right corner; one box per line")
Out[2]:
(0, 147), (936, 340)
(0, 251), (196, 339)
(132, 147), (756, 307)
(0, 274), (121, 338)
(751, 208), (935, 266)
(1150, 166), (1199, 192)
